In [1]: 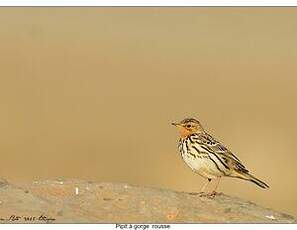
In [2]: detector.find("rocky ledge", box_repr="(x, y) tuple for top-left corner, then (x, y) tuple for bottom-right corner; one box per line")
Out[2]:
(0, 179), (294, 223)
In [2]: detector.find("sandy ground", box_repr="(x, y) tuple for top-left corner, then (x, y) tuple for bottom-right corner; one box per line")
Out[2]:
(0, 179), (295, 223)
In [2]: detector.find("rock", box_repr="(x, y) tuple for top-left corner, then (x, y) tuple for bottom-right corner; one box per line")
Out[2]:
(0, 179), (295, 223)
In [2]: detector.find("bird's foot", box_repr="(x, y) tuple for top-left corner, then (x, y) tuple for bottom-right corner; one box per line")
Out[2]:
(188, 192), (207, 197)
(207, 191), (218, 199)
(199, 191), (222, 199)
(189, 191), (222, 198)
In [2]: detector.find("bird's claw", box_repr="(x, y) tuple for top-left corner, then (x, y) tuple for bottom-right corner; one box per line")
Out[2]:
(207, 191), (217, 198)
(199, 191), (221, 199)
(189, 191), (222, 199)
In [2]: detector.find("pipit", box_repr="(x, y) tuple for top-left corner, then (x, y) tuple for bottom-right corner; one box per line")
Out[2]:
(172, 118), (269, 197)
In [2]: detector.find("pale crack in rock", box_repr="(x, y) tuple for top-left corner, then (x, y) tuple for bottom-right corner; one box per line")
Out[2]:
(265, 215), (276, 220)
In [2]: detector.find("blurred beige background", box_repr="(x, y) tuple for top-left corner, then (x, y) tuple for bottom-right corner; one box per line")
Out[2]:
(0, 7), (296, 216)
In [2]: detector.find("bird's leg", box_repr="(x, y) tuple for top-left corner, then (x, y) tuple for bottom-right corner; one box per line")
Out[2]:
(201, 178), (211, 193)
(208, 177), (221, 197)
(198, 178), (211, 196)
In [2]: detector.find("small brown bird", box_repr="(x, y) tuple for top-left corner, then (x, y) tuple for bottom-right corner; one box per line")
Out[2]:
(172, 118), (269, 196)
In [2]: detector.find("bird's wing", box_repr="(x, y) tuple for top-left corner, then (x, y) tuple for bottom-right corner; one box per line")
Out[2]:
(197, 133), (249, 173)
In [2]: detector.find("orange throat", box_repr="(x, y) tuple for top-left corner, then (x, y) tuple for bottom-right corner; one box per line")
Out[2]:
(179, 127), (193, 138)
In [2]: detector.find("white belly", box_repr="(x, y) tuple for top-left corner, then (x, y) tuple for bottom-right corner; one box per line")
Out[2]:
(178, 138), (225, 179)
(182, 154), (222, 179)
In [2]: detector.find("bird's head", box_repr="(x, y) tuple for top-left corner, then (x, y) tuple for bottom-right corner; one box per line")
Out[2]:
(172, 118), (204, 138)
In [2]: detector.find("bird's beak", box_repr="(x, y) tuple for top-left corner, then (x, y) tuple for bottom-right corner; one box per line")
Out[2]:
(171, 122), (181, 127)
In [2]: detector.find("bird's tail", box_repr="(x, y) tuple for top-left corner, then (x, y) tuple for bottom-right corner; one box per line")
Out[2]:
(231, 172), (269, 189)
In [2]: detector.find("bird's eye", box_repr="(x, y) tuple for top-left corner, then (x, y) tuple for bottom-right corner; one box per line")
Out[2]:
(186, 124), (191, 128)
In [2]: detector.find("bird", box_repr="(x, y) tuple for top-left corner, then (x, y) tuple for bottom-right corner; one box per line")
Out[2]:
(172, 117), (269, 197)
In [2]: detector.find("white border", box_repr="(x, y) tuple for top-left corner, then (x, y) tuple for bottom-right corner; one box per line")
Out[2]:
(0, 1), (296, 229)
(0, 0), (297, 6)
